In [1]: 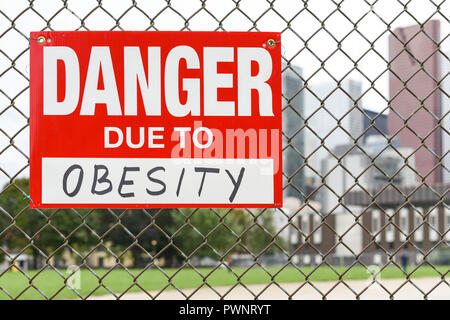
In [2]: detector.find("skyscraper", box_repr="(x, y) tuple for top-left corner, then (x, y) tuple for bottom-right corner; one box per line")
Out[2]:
(302, 79), (362, 182)
(388, 20), (442, 184)
(282, 63), (305, 199)
(362, 109), (388, 144)
(442, 51), (450, 183)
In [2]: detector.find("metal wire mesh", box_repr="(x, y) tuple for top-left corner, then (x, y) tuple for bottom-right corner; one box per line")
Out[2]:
(0, 0), (448, 300)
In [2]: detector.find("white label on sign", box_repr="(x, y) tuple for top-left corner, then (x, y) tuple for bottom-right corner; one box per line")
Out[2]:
(41, 158), (274, 205)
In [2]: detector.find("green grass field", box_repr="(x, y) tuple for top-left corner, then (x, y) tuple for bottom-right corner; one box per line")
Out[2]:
(0, 265), (447, 300)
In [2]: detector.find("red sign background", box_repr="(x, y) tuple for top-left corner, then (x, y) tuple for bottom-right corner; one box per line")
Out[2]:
(30, 31), (282, 208)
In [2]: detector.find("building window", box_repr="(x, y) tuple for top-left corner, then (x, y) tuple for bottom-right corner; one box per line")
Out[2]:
(429, 208), (439, 242)
(446, 207), (450, 241)
(447, 213), (450, 228)
(399, 208), (409, 241)
(371, 209), (382, 242)
(415, 215), (421, 227)
(372, 209), (380, 232)
(313, 215), (322, 243)
(413, 207), (424, 242)
(373, 219), (379, 231)
(400, 216), (407, 231)
(302, 216), (310, 235)
(430, 210), (438, 229)
(98, 257), (104, 268)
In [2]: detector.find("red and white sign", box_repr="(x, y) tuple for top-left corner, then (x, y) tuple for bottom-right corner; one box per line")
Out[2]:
(30, 31), (282, 208)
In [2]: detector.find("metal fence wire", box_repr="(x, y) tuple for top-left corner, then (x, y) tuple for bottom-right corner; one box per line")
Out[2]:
(0, 0), (449, 300)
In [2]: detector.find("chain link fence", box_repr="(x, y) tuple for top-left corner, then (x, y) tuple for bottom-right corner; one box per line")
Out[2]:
(0, 0), (449, 300)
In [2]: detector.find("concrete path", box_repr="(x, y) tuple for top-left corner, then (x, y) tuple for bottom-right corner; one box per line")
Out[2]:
(90, 277), (449, 300)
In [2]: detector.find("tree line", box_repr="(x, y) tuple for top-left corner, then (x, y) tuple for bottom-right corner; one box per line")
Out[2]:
(0, 178), (284, 268)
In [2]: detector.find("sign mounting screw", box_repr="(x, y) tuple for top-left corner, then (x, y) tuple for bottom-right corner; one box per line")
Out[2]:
(267, 39), (276, 47)
(37, 36), (46, 44)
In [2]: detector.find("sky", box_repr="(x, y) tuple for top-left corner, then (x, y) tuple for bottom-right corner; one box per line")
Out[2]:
(0, 0), (449, 186)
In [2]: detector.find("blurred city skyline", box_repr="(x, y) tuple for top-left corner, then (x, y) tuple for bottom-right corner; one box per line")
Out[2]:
(0, 0), (449, 187)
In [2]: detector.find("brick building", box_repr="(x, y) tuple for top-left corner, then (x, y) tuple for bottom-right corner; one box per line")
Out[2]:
(294, 184), (449, 266)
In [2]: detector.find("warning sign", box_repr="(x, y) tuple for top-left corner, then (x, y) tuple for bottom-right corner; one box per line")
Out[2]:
(30, 31), (282, 208)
